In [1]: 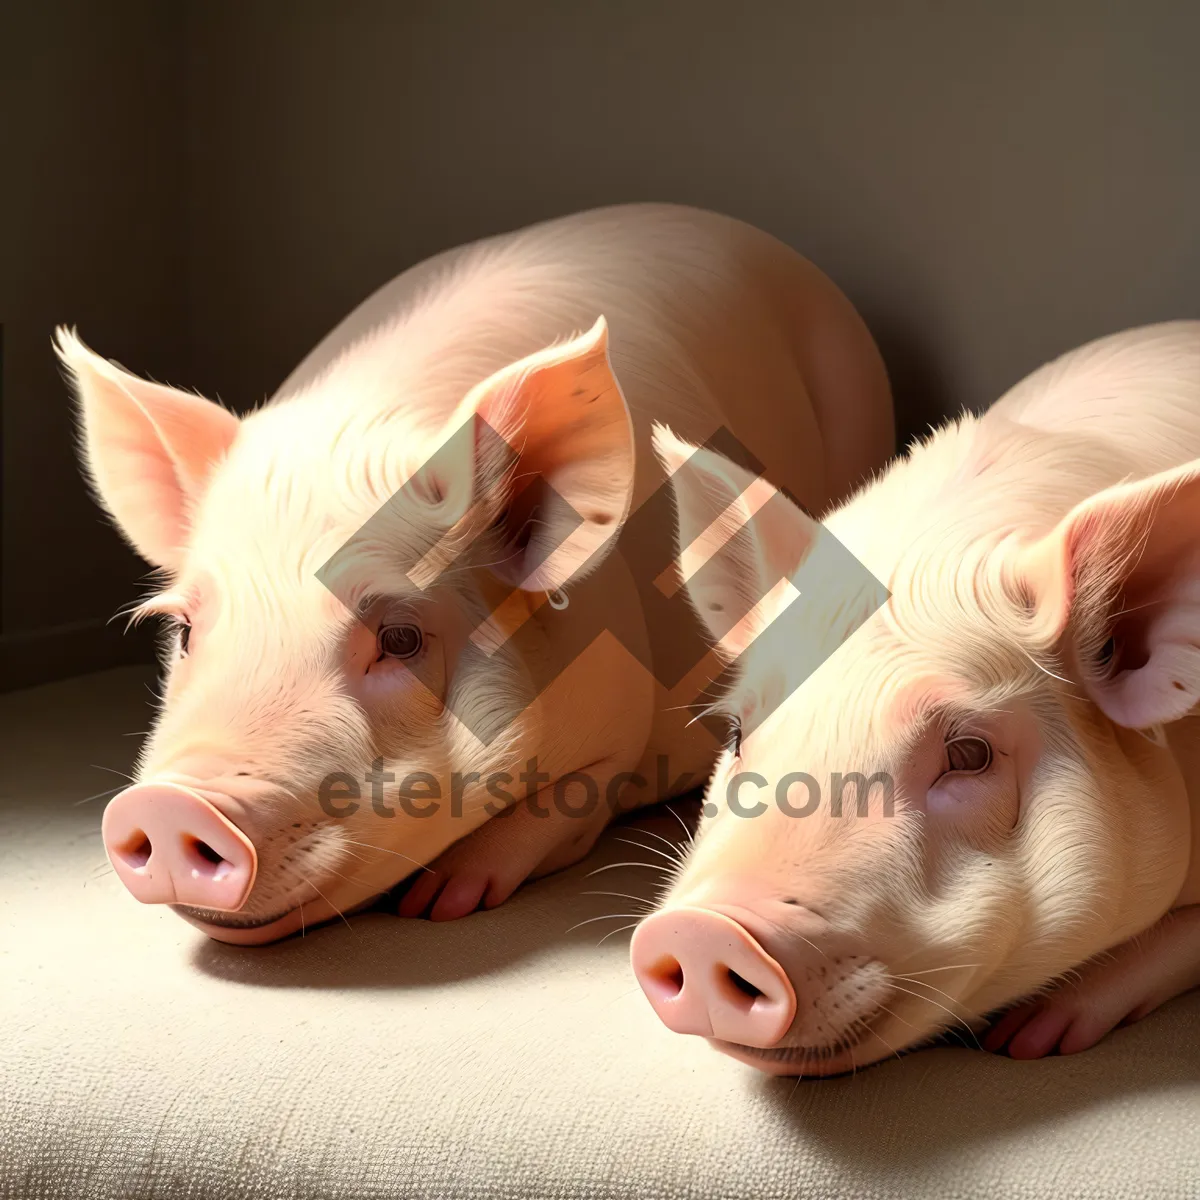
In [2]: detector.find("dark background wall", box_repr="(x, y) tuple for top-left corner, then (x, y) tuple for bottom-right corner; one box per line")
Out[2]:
(0, 1), (185, 687)
(4, 0), (1199, 690)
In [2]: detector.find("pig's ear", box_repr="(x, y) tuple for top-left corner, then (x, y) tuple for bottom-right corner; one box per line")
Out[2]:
(426, 317), (634, 591)
(652, 423), (819, 658)
(56, 328), (240, 572)
(1019, 458), (1200, 727)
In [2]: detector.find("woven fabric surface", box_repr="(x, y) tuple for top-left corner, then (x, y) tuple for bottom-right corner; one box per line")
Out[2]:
(2, 668), (1197, 1199)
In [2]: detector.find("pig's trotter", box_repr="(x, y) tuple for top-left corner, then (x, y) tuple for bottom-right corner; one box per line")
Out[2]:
(984, 904), (1200, 1059)
(397, 762), (627, 921)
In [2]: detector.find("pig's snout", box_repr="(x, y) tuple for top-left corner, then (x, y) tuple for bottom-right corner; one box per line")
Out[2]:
(630, 907), (797, 1047)
(102, 783), (257, 910)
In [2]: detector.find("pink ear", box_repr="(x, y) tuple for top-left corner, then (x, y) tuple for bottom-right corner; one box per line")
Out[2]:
(652, 423), (820, 658)
(426, 317), (634, 592)
(1021, 458), (1200, 727)
(56, 328), (240, 571)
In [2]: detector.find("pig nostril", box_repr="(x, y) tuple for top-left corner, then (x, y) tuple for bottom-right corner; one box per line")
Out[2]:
(116, 833), (152, 871)
(193, 839), (223, 866)
(644, 956), (685, 1002)
(721, 967), (766, 1008)
(184, 837), (233, 881)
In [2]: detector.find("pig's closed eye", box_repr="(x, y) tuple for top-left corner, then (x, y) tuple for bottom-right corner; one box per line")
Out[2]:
(727, 715), (743, 757)
(177, 620), (191, 657)
(377, 623), (423, 661)
(943, 735), (992, 776)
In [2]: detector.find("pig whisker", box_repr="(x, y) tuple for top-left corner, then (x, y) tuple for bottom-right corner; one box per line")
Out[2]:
(272, 862), (319, 908)
(581, 890), (656, 910)
(275, 857), (348, 930)
(612, 836), (685, 869)
(596, 922), (640, 946)
(685, 702), (724, 730)
(795, 933), (829, 961)
(623, 827), (688, 863)
(634, 825), (687, 850)
(90, 764), (136, 784)
(889, 973), (971, 1012)
(313, 862), (361, 890)
(565, 913), (647, 933)
(893, 963), (981, 978)
(875, 1002), (917, 1033)
(886, 981), (982, 1049)
(336, 838), (436, 873)
(586, 861), (670, 877)
(861, 1014), (906, 1066)
(73, 784), (126, 806)
(892, 975), (973, 1011)
(1111, 597), (1163, 619)
(662, 803), (697, 847)
(302, 876), (355, 934)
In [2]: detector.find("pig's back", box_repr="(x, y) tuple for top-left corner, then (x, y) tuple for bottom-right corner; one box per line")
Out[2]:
(276, 204), (893, 517)
(991, 321), (1200, 478)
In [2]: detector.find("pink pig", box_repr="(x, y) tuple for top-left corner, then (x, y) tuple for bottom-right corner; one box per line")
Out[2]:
(634, 321), (1200, 1073)
(60, 204), (893, 944)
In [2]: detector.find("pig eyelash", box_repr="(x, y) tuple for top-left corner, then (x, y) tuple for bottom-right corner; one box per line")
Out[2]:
(726, 715), (743, 757)
(123, 591), (191, 630)
(169, 617), (192, 657)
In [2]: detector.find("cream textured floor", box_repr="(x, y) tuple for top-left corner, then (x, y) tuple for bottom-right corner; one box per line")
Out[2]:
(2, 667), (1198, 1199)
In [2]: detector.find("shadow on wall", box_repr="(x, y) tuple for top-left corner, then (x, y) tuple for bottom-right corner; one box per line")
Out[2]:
(13, 3), (1200, 690)
(861, 308), (957, 447)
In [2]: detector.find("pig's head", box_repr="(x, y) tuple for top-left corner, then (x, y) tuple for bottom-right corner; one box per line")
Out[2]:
(59, 319), (633, 943)
(632, 422), (1195, 1075)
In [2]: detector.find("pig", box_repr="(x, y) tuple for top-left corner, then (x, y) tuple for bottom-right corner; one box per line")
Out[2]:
(60, 203), (893, 945)
(633, 320), (1200, 1074)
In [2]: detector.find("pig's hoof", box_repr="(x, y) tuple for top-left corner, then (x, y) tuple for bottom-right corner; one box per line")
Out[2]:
(396, 869), (483, 921)
(395, 860), (522, 921)
(983, 991), (1137, 1059)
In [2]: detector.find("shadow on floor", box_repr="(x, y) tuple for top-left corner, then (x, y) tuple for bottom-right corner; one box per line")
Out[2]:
(756, 988), (1200, 1169)
(188, 799), (698, 990)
